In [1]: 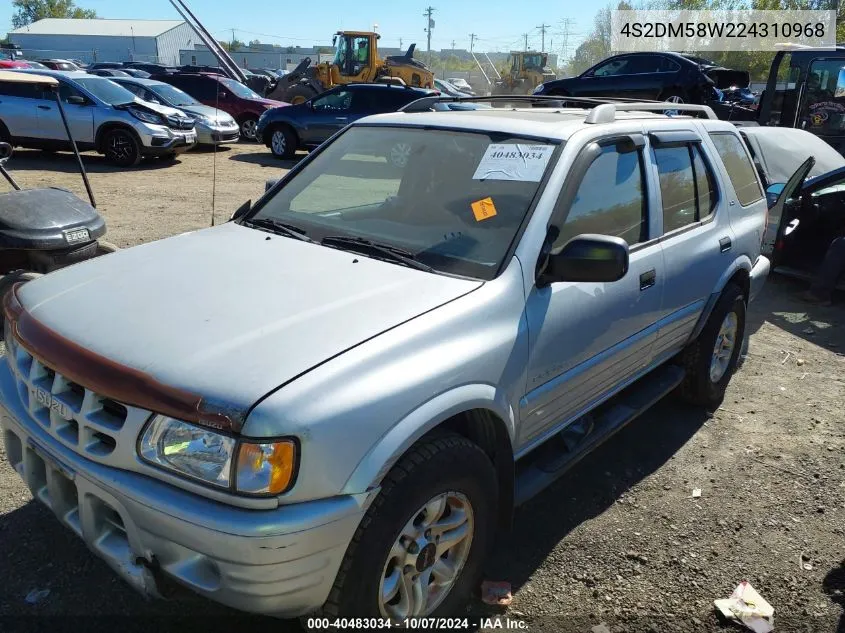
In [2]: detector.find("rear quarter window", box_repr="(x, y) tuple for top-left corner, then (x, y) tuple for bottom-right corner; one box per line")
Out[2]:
(708, 132), (763, 206)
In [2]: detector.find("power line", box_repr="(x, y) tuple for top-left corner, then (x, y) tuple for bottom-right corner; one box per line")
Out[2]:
(537, 23), (550, 52)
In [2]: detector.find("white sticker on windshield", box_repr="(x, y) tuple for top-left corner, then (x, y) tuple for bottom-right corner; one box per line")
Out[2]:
(472, 144), (555, 182)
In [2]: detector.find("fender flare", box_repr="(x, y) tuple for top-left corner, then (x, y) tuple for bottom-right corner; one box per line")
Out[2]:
(341, 383), (516, 495)
(687, 254), (752, 343)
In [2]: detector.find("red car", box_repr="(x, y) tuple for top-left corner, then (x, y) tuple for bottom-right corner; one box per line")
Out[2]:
(0, 60), (30, 69)
(151, 72), (287, 141)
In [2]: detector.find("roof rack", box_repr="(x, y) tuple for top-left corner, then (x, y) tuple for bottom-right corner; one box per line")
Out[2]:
(399, 94), (717, 120)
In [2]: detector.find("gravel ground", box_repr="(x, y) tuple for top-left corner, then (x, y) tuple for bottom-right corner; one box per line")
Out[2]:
(0, 145), (843, 633)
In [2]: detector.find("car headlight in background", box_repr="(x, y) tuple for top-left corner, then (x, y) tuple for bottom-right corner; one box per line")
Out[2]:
(532, 83), (545, 95)
(139, 415), (297, 494)
(127, 106), (164, 125)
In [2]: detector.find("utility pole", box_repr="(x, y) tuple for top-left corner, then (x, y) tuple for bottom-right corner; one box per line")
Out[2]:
(451, 39), (456, 50)
(523, 33), (529, 51)
(468, 33), (477, 85)
(399, 37), (403, 49)
(423, 6), (435, 67)
(231, 28), (236, 51)
(537, 23), (550, 52)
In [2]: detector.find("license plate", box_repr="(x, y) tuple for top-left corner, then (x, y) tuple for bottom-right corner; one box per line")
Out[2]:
(64, 228), (90, 244)
(185, 133), (196, 143)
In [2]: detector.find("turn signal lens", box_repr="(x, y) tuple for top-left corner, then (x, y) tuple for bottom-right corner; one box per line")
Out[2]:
(235, 440), (297, 495)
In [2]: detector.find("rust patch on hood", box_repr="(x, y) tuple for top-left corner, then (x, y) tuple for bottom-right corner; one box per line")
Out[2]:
(3, 284), (244, 433)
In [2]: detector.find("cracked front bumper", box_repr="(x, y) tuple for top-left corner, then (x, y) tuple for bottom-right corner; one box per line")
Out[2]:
(0, 363), (367, 617)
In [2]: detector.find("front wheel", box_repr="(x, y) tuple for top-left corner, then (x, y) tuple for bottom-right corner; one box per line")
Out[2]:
(269, 126), (296, 159)
(322, 434), (497, 622)
(239, 116), (259, 142)
(678, 283), (746, 408)
(103, 129), (140, 167)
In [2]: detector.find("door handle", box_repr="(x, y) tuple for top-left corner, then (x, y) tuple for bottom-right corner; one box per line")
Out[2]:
(37, 105), (52, 110)
(335, 117), (348, 121)
(719, 236), (732, 252)
(639, 269), (656, 291)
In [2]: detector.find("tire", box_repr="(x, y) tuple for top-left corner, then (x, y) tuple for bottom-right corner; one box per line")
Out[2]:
(285, 84), (319, 105)
(269, 125), (296, 159)
(96, 240), (119, 256)
(103, 128), (140, 167)
(239, 115), (259, 142)
(0, 121), (11, 144)
(322, 434), (497, 621)
(678, 283), (746, 409)
(0, 271), (42, 342)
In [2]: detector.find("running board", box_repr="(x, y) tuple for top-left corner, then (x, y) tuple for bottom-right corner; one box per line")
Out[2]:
(514, 364), (685, 506)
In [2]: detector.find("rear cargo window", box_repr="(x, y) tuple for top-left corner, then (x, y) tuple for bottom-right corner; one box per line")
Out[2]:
(709, 132), (763, 206)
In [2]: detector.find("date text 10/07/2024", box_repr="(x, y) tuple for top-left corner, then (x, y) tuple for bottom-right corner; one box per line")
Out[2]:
(305, 617), (529, 630)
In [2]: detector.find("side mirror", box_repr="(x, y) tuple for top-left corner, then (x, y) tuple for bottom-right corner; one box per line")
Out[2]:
(766, 183), (785, 208)
(66, 95), (86, 105)
(835, 68), (845, 98)
(538, 234), (629, 286)
(230, 198), (251, 221)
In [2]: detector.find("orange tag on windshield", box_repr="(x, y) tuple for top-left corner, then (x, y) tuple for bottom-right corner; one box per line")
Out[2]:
(471, 197), (497, 222)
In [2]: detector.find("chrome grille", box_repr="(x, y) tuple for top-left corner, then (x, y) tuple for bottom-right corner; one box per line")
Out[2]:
(167, 115), (195, 131)
(6, 335), (153, 467)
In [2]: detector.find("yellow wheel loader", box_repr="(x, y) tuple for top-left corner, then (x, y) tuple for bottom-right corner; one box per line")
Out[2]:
(493, 51), (556, 95)
(267, 32), (435, 104)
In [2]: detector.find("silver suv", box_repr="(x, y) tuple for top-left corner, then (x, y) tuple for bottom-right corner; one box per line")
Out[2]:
(0, 101), (773, 621)
(0, 70), (197, 166)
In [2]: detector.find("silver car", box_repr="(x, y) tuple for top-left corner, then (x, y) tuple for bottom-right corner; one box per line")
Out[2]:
(111, 77), (240, 146)
(0, 70), (196, 166)
(0, 101), (773, 621)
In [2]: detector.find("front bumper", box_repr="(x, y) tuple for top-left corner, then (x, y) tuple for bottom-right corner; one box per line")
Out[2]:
(134, 122), (197, 156)
(0, 362), (368, 617)
(749, 254), (771, 303)
(196, 122), (240, 145)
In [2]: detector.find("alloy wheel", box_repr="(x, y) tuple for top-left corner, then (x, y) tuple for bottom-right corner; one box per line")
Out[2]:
(378, 492), (474, 621)
(710, 311), (738, 383)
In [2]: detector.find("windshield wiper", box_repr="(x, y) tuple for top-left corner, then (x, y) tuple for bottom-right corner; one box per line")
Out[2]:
(247, 218), (317, 243)
(321, 235), (434, 273)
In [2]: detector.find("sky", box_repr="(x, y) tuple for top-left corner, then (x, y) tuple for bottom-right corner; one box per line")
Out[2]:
(1, 0), (598, 57)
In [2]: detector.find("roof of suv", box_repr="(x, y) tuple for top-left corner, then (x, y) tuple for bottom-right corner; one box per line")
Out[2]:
(360, 106), (739, 142)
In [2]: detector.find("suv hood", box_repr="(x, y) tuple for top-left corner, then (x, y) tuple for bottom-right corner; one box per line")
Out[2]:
(14, 222), (481, 425)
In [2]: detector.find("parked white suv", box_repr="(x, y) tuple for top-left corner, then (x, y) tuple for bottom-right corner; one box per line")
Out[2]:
(0, 70), (197, 166)
(0, 100), (773, 621)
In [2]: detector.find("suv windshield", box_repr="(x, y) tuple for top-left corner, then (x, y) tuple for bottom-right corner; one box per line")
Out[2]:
(219, 77), (261, 100)
(150, 83), (200, 107)
(74, 77), (136, 105)
(248, 126), (558, 279)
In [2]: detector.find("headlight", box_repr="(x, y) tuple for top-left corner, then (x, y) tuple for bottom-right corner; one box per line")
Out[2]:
(532, 83), (545, 95)
(127, 106), (164, 125)
(139, 415), (297, 494)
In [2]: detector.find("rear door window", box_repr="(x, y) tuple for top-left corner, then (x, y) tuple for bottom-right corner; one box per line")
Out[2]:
(708, 132), (763, 206)
(0, 81), (40, 98)
(800, 58), (845, 135)
(654, 143), (718, 233)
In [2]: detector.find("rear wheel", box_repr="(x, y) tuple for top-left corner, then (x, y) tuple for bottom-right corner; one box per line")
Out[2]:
(678, 283), (746, 409)
(321, 434), (497, 622)
(239, 116), (259, 142)
(103, 129), (140, 167)
(269, 125), (296, 159)
(285, 84), (319, 105)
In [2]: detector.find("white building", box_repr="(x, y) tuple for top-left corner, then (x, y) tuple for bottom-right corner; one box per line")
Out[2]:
(9, 18), (198, 65)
